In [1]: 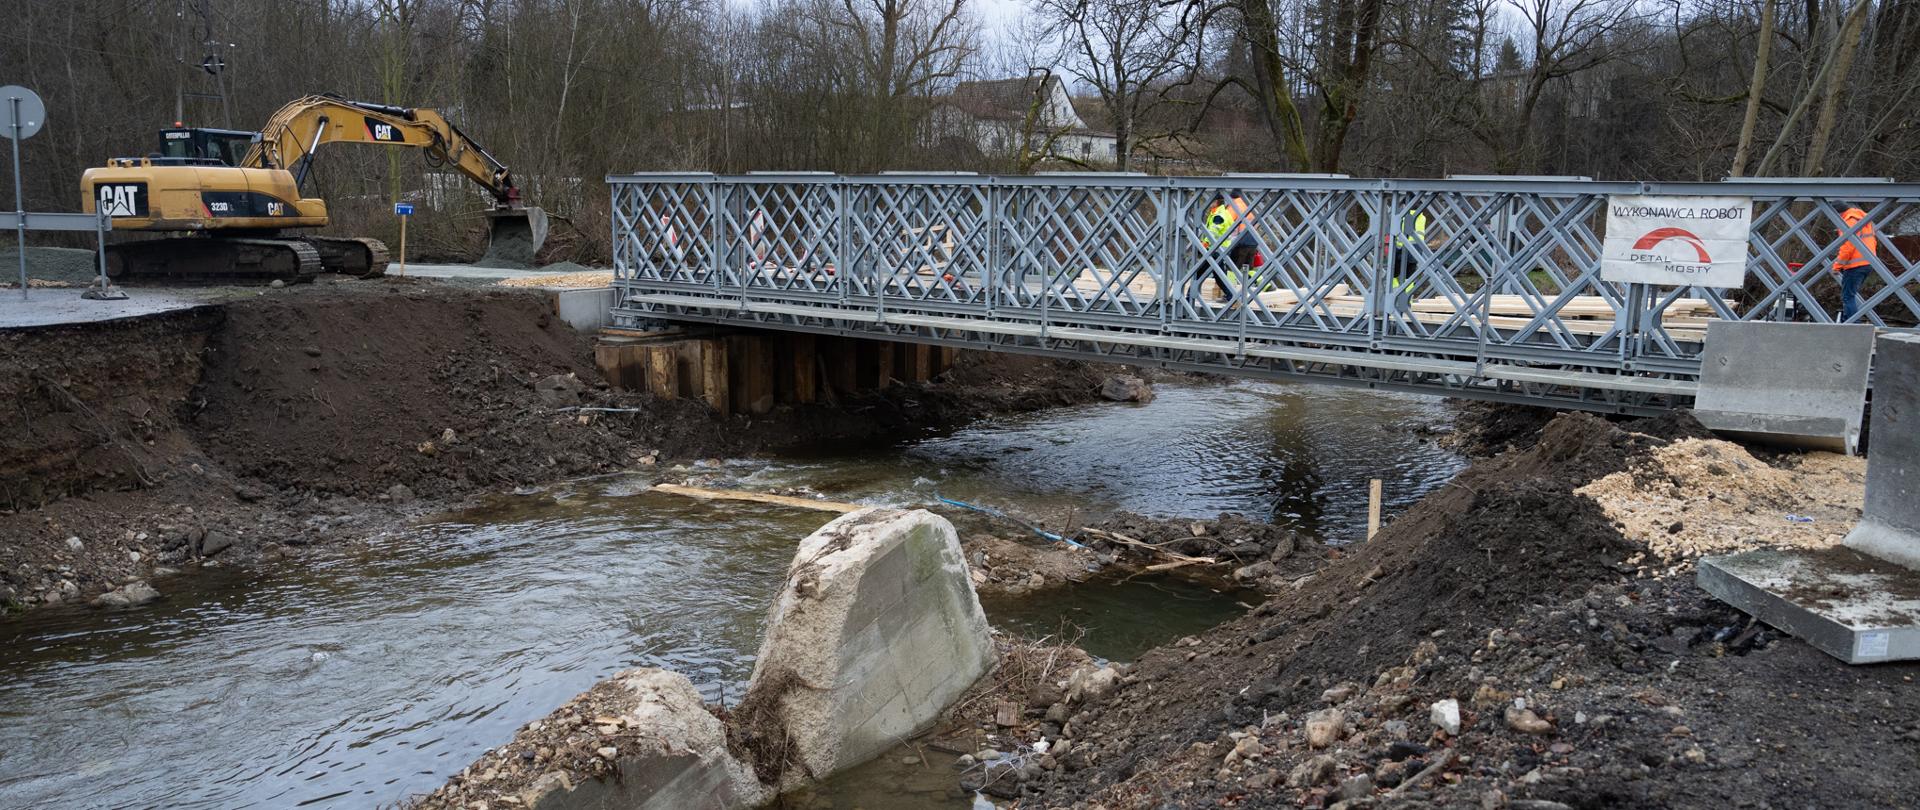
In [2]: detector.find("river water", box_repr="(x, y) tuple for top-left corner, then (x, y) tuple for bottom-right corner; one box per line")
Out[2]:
(0, 380), (1462, 809)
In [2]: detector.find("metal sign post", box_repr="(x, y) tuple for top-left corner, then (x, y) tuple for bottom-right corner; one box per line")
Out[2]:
(81, 207), (127, 300)
(4, 85), (48, 301)
(394, 202), (413, 276)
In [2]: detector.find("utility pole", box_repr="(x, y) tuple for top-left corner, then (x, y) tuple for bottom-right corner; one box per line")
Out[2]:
(174, 0), (188, 125)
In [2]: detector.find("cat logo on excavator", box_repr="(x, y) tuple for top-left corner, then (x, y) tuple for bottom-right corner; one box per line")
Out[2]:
(366, 120), (405, 142)
(97, 183), (147, 218)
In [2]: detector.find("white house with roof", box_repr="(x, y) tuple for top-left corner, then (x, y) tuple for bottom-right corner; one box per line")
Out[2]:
(927, 74), (1118, 166)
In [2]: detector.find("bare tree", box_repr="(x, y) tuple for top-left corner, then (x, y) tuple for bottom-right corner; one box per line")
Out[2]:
(1033, 0), (1205, 169)
(1731, 0), (1777, 177)
(1463, 0), (1648, 172)
(1755, 0), (1873, 175)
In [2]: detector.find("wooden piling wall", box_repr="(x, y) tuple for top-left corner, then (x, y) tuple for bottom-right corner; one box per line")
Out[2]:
(595, 329), (955, 415)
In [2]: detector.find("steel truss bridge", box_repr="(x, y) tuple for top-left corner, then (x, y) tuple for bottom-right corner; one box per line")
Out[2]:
(607, 173), (1920, 414)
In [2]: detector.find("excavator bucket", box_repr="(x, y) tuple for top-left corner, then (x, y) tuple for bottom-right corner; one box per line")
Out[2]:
(481, 207), (550, 267)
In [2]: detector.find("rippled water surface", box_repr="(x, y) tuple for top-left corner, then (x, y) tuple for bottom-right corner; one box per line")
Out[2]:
(0, 380), (1462, 808)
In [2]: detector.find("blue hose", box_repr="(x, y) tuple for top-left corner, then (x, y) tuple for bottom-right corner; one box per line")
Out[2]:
(934, 494), (1090, 550)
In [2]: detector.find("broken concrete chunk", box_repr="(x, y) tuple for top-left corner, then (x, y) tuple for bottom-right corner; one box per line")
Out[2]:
(739, 508), (993, 790)
(1305, 708), (1347, 749)
(1430, 698), (1462, 735)
(1066, 664), (1122, 705)
(512, 669), (765, 810)
(198, 531), (234, 558)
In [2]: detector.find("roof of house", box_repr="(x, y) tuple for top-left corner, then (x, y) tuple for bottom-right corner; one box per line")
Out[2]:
(946, 76), (1057, 122)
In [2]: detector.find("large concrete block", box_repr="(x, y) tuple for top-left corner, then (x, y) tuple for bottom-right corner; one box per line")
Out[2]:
(1698, 548), (1920, 664)
(741, 508), (993, 788)
(1846, 332), (1920, 568)
(551, 287), (616, 332)
(1693, 321), (1876, 453)
(418, 668), (768, 810)
(1698, 331), (1920, 665)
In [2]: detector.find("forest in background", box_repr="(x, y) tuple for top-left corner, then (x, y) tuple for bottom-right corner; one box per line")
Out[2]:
(4, 0), (1917, 260)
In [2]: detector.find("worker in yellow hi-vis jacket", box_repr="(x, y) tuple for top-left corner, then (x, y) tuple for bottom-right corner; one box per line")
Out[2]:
(1191, 191), (1265, 306)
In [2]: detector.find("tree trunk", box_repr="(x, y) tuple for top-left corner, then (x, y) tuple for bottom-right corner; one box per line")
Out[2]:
(1754, 0), (1867, 175)
(1803, 0), (1873, 175)
(1730, 0), (1776, 177)
(1311, 0), (1385, 172)
(1240, 0), (1313, 170)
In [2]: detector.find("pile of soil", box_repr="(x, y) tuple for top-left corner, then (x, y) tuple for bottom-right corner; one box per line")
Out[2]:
(0, 282), (1130, 613)
(1577, 437), (1864, 561)
(969, 410), (1920, 808)
(1442, 399), (1558, 457)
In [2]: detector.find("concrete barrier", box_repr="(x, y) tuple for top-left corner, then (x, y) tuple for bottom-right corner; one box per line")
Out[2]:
(738, 507), (993, 790)
(1692, 321), (1876, 454)
(1844, 332), (1920, 569)
(1699, 331), (1920, 664)
(551, 287), (616, 332)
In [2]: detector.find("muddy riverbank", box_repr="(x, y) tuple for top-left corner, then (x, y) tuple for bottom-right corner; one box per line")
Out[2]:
(966, 411), (1918, 809)
(3, 311), (1470, 809)
(0, 282), (1136, 614)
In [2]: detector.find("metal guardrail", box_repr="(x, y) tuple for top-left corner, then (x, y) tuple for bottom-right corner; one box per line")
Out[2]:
(5, 209), (115, 301)
(605, 174), (1920, 413)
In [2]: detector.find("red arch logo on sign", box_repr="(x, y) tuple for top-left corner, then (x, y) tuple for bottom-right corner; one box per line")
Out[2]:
(1631, 227), (1711, 263)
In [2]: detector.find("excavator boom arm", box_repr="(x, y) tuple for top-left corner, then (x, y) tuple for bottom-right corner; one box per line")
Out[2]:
(243, 94), (519, 206)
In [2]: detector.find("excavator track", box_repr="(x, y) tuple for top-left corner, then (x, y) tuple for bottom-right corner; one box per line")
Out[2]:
(104, 236), (323, 283)
(303, 236), (390, 278)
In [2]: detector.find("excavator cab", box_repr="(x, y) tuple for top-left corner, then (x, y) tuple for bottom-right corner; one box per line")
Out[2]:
(155, 128), (258, 167)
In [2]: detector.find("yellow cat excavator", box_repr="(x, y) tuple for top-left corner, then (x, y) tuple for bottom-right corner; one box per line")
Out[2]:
(80, 94), (546, 281)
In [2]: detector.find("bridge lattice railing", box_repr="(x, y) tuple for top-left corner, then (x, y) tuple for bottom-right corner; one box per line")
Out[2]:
(609, 173), (1920, 378)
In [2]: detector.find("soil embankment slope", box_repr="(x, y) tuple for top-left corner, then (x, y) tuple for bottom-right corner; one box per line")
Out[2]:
(0, 282), (1121, 612)
(987, 412), (1913, 809)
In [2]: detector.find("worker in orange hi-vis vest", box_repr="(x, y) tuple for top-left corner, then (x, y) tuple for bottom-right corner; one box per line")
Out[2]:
(1832, 206), (1878, 322)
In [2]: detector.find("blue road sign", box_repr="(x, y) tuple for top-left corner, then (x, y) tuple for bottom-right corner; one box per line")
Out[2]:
(394, 203), (415, 216)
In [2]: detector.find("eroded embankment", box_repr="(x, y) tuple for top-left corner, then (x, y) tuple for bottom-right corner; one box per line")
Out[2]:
(0, 283), (1127, 613)
(983, 411), (1918, 809)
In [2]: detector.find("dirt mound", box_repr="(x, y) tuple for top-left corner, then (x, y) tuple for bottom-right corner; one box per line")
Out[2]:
(1, 282), (1132, 612)
(1222, 413), (1700, 703)
(1578, 437), (1865, 560)
(1018, 411), (1749, 806)
(1443, 398), (1558, 457)
(997, 408), (1914, 809)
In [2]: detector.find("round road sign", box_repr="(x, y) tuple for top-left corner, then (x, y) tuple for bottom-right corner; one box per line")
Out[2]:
(1, 85), (47, 140)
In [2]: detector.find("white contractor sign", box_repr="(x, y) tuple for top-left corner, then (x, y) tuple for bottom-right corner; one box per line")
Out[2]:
(1601, 195), (1753, 288)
